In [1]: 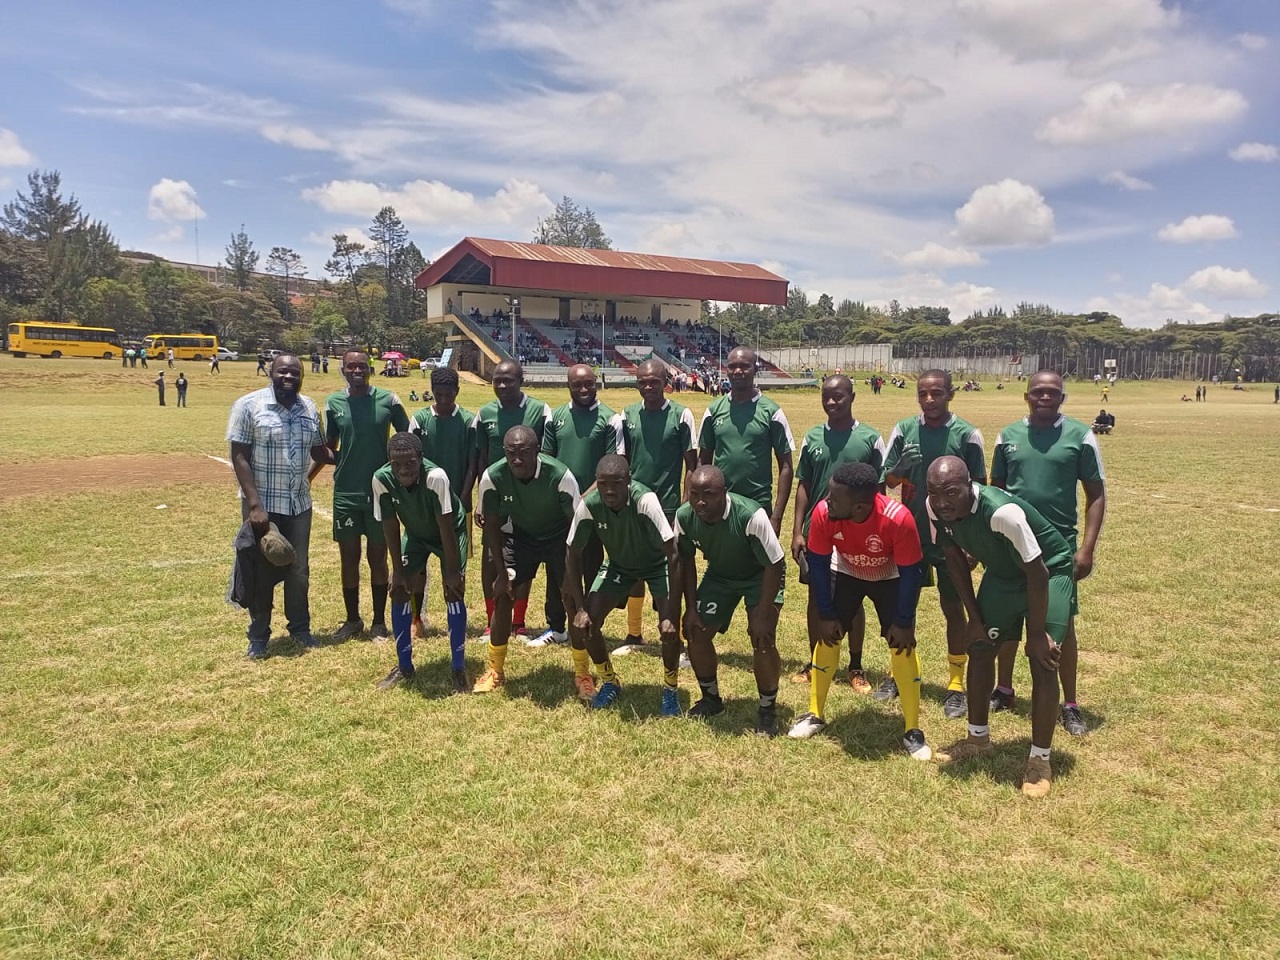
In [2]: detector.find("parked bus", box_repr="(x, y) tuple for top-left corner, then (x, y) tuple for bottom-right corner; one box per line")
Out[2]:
(142, 333), (219, 361)
(6, 322), (122, 359)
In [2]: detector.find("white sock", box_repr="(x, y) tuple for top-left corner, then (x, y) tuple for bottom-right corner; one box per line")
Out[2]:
(1029, 745), (1051, 761)
(968, 723), (990, 739)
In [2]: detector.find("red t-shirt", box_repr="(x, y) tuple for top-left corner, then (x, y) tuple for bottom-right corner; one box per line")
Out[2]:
(806, 493), (923, 581)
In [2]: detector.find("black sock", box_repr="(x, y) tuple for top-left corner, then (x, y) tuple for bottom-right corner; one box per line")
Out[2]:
(758, 688), (778, 711)
(697, 676), (720, 700)
(371, 583), (389, 625)
(848, 653), (863, 672)
(412, 591), (425, 620)
(343, 586), (360, 622)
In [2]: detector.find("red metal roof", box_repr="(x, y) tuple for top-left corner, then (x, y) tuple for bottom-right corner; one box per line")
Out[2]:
(415, 237), (788, 305)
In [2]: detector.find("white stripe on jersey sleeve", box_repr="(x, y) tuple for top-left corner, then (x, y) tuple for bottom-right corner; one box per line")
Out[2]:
(558, 469), (582, 507)
(697, 405), (713, 441)
(873, 434), (888, 460)
(425, 467), (454, 515)
(636, 491), (675, 542)
(771, 407), (796, 452)
(679, 406), (697, 451)
(608, 412), (626, 455)
(1082, 428), (1106, 480)
(990, 503), (1042, 563)
(966, 427), (986, 455)
(566, 498), (592, 544)
(371, 474), (391, 522)
(746, 507), (786, 564)
(477, 468), (497, 506)
(994, 429), (1005, 448)
(924, 498), (941, 546)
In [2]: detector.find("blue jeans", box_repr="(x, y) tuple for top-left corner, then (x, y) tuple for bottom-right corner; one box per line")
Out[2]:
(241, 504), (312, 643)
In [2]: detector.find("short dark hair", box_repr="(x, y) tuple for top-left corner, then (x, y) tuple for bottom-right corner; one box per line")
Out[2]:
(919, 368), (952, 388)
(431, 367), (459, 390)
(387, 431), (422, 458)
(831, 461), (879, 494)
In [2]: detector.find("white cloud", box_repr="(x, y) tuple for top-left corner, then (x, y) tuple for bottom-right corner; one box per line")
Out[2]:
(1085, 284), (1220, 327)
(954, 179), (1054, 246)
(306, 227), (373, 249)
(156, 225), (185, 243)
(638, 222), (699, 255)
(301, 177), (553, 228)
(725, 63), (943, 130)
(1229, 142), (1278, 163)
(958, 0), (1176, 62)
(1036, 82), (1247, 146)
(1157, 214), (1237, 243)
(1184, 266), (1268, 299)
(0, 128), (35, 167)
(893, 242), (986, 269)
(146, 178), (207, 223)
(1100, 170), (1153, 191)
(261, 124), (332, 151)
(871, 271), (1000, 317)
(1234, 33), (1267, 52)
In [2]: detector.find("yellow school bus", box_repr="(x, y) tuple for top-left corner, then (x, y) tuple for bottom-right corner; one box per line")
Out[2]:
(6, 322), (122, 359)
(143, 333), (219, 361)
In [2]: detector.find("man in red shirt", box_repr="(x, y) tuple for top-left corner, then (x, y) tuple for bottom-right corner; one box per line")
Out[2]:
(788, 461), (930, 759)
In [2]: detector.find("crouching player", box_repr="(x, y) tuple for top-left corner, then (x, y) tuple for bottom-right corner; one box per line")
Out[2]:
(372, 431), (469, 692)
(564, 455), (681, 715)
(787, 463), (930, 759)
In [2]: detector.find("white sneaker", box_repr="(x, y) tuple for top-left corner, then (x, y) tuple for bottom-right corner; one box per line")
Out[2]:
(525, 629), (567, 647)
(787, 712), (827, 739)
(902, 728), (933, 761)
(678, 652), (692, 670)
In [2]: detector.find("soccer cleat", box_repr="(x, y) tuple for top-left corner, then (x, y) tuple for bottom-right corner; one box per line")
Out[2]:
(1061, 704), (1088, 737)
(688, 695), (725, 718)
(332, 619), (365, 642)
(936, 734), (995, 763)
(413, 617), (428, 640)
(660, 688), (680, 717)
(678, 652), (692, 670)
(1022, 756), (1053, 798)
(525, 628), (568, 648)
(790, 666), (812, 684)
(787, 712), (827, 739)
(376, 664), (414, 690)
(591, 681), (622, 709)
(292, 632), (318, 649)
(473, 626), (490, 645)
(756, 707), (778, 738)
(471, 669), (506, 693)
(990, 688), (1015, 713)
(574, 674), (597, 702)
(513, 626), (531, 644)
(245, 641), (269, 660)
(942, 690), (968, 719)
(902, 728), (933, 761)
(368, 623), (390, 642)
(612, 636), (647, 656)
(450, 669), (470, 694)
(848, 669), (873, 695)
(873, 676), (899, 701)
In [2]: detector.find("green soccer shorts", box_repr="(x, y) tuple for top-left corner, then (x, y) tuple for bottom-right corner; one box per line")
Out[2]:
(695, 573), (785, 634)
(971, 572), (1073, 652)
(332, 496), (384, 545)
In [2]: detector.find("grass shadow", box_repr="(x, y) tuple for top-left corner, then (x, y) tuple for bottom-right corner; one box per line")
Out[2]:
(820, 708), (913, 761)
(934, 736), (1079, 790)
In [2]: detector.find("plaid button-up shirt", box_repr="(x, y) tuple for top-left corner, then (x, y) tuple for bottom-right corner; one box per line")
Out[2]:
(227, 386), (325, 515)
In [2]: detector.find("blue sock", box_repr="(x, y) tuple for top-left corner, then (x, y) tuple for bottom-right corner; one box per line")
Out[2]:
(447, 600), (467, 672)
(392, 600), (414, 674)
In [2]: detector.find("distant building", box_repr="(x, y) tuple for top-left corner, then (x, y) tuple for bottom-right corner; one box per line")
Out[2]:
(120, 254), (326, 296)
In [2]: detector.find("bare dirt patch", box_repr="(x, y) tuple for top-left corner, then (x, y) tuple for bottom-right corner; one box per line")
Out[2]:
(1, 454), (232, 500)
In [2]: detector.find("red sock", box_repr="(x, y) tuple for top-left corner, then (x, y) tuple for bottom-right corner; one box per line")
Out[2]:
(513, 598), (528, 629)
(485, 597), (494, 622)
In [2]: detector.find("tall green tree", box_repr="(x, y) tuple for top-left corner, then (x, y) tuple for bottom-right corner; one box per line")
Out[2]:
(532, 195), (612, 249)
(0, 229), (45, 306)
(264, 246), (306, 322)
(368, 206), (411, 325)
(325, 233), (367, 332)
(222, 225), (259, 291)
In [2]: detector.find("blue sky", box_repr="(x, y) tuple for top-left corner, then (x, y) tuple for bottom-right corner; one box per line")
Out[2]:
(1, 0), (1275, 327)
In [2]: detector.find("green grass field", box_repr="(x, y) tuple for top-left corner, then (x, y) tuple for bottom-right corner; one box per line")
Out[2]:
(2, 355), (1278, 959)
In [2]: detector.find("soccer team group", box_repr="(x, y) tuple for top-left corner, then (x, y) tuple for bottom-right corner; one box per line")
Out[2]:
(231, 347), (1105, 799)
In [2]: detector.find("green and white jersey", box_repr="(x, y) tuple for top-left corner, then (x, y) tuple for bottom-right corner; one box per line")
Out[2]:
(796, 420), (888, 534)
(474, 394), (553, 470)
(568, 480), (673, 581)
(697, 391), (795, 512)
(371, 457), (463, 545)
(675, 492), (786, 583)
(885, 412), (986, 556)
(325, 386), (409, 502)
(478, 453), (580, 539)
(542, 400), (623, 491)
(411, 404), (476, 502)
(617, 399), (697, 516)
(928, 484), (1074, 582)
(991, 415), (1104, 542)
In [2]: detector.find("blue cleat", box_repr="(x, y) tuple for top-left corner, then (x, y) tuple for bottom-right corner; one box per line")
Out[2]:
(660, 688), (680, 717)
(591, 681), (622, 709)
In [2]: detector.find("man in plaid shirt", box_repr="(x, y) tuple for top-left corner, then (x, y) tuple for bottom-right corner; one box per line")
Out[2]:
(228, 353), (330, 658)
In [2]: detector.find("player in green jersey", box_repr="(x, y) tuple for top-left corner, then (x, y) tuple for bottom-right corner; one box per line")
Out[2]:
(616, 358), (697, 648)
(474, 426), (591, 699)
(698, 347), (794, 534)
(320, 350), (409, 642)
(474, 360), (553, 642)
(883, 369), (986, 719)
(372, 432), (469, 693)
(410, 367), (478, 639)
(990, 370), (1107, 736)
(564, 455), (681, 714)
(789, 374), (887, 692)
(675, 466), (786, 736)
(927, 457), (1074, 798)
(542, 363), (622, 642)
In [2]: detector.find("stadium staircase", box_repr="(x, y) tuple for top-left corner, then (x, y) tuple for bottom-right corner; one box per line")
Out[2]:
(448, 308), (512, 364)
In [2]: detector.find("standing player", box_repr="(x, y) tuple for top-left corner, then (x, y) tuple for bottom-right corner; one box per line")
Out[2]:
(616, 358), (698, 647)
(372, 432), (469, 693)
(698, 347), (794, 535)
(410, 366), (477, 639)
(541, 363), (623, 644)
(319, 350), (409, 641)
(927, 457), (1074, 798)
(474, 360), (553, 641)
(564, 455), (681, 714)
(789, 374), (887, 691)
(474, 426), (586, 696)
(788, 463), (930, 759)
(675, 466), (786, 735)
(883, 369), (986, 718)
(990, 370), (1106, 736)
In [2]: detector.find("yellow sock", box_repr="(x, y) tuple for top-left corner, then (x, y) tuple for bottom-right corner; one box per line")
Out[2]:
(626, 595), (644, 636)
(947, 654), (967, 692)
(809, 642), (839, 719)
(891, 648), (923, 731)
(663, 666), (678, 691)
(488, 642), (509, 674)
(571, 646), (592, 679)
(595, 657), (618, 685)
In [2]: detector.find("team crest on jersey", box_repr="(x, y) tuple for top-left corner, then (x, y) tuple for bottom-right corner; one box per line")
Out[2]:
(832, 532), (844, 541)
(866, 535), (884, 554)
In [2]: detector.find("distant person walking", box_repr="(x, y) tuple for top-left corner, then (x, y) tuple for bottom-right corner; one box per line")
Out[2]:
(167, 348), (175, 368)
(127, 347), (137, 368)
(210, 354), (220, 374)
(139, 347), (149, 369)
(121, 351), (128, 369)
(256, 354), (268, 376)
(154, 371), (166, 406)
(176, 372), (188, 407)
